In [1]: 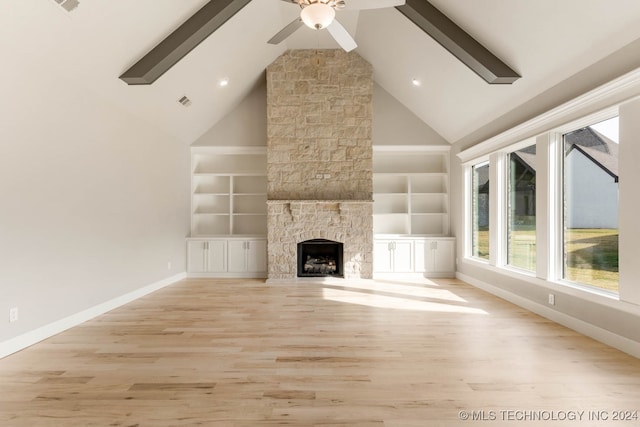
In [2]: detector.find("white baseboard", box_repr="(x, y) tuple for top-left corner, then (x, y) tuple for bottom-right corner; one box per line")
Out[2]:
(457, 272), (640, 359)
(0, 272), (187, 359)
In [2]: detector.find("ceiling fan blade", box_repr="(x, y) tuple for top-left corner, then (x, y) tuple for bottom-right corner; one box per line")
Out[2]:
(342, 0), (405, 10)
(268, 18), (304, 44)
(327, 19), (357, 52)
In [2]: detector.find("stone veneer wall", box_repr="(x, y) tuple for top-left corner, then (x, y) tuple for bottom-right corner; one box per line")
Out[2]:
(266, 50), (373, 280)
(266, 50), (373, 200)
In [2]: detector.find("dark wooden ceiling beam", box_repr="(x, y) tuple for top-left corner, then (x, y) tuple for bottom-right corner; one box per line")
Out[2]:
(119, 0), (252, 85)
(396, 0), (520, 84)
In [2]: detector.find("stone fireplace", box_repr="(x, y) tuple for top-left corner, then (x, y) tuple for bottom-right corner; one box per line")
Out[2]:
(266, 50), (373, 280)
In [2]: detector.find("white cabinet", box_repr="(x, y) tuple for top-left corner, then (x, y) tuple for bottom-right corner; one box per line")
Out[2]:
(188, 146), (268, 278)
(414, 238), (455, 277)
(187, 238), (266, 278)
(187, 240), (226, 273)
(374, 240), (413, 273)
(374, 237), (455, 278)
(228, 239), (267, 274)
(373, 146), (450, 236)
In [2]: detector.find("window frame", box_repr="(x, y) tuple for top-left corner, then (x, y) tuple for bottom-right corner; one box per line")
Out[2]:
(467, 158), (491, 262)
(504, 140), (538, 274)
(555, 115), (620, 295)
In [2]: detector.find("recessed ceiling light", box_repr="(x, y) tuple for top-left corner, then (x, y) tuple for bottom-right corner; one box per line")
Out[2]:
(219, 78), (229, 87)
(412, 78), (421, 87)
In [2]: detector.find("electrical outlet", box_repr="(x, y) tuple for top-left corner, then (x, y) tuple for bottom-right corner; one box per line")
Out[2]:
(167, 261), (172, 270)
(548, 294), (555, 306)
(315, 174), (323, 179)
(323, 173), (331, 179)
(9, 307), (18, 323)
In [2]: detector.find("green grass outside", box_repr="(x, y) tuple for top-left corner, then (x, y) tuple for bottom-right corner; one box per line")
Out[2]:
(564, 228), (618, 293)
(476, 228), (619, 293)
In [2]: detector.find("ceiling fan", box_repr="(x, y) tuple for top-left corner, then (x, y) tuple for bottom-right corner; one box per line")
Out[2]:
(267, 0), (406, 52)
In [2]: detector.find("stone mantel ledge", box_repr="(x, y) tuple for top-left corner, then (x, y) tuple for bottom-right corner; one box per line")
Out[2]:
(266, 200), (373, 204)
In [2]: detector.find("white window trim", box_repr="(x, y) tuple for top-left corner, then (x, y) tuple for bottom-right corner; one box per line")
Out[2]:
(504, 141), (537, 273)
(467, 159), (490, 262)
(457, 68), (640, 163)
(553, 117), (620, 297)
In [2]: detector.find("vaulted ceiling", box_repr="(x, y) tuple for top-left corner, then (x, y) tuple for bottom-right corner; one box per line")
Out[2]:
(5, 0), (640, 145)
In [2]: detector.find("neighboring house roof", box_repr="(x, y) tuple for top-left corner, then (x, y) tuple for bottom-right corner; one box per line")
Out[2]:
(511, 127), (618, 182)
(512, 145), (536, 174)
(565, 127), (619, 181)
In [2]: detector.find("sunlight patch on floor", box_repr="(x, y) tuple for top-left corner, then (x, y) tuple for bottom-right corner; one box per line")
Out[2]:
(322, 287), (488, 314)
(350, 280), (468, 302)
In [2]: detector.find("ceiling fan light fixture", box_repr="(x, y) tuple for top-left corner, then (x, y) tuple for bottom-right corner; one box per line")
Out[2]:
(301, 3), (335, 30)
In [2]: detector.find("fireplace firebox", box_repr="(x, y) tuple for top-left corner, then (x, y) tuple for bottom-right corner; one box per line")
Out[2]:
(297, 239), (344, 277)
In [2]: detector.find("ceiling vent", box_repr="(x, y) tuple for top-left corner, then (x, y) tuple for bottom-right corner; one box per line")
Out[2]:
(54, 0), (80, 12)
(178, 95), (192, 107)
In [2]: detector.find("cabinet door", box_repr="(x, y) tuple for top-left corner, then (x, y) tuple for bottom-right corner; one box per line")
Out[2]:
(246, 240), (267, 273)
(207, 240), (227, 272)
(187, 241), (207, 273)
(433, 239), (455, 273)
(227, 240), (247, 272)
(374, 241), (394, 272)
(393, 240), (413, 272)
(413, 239), (428, 273)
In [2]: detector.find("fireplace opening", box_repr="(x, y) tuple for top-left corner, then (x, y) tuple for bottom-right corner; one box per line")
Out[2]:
(297, 239), (343, 278)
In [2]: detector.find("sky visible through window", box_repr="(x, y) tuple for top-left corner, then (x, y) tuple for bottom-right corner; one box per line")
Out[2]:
(590, 117), (619, 143)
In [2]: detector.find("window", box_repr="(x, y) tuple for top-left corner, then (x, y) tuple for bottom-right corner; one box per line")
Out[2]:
(462, 108), (623, 297)
(472, 162), (490, 260)
(508, 145), (536, 271)
(563, 116), (619, 293)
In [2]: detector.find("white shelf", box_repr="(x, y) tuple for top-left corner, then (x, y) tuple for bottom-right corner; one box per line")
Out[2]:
(190, 147), (267, 237)
(373, 214), (410, 235)
(232, 194), (267, 214)
(193, 194), (230, 214)
(411, 214), (449, 236)
(373, 175), (408, 193)
(411, 194), (446, 214)
(232, 215), (267, 235)
(193, 215), (231, 235)
(233, 176), (267, 194)
(373, 194), (408, 214)
(193, 175), (229, 194)
(373, 146), (450, 236)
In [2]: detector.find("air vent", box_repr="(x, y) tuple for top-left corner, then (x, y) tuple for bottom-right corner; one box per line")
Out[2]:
(54, 0), (80, 12)
(178, 95), (192, 107)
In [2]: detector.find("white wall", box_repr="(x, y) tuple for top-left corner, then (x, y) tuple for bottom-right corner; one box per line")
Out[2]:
(193, 81), (267, 147)
(0, 55), (190, 344)
(619, 97), (640, 306)
(373, 84), (449, 146)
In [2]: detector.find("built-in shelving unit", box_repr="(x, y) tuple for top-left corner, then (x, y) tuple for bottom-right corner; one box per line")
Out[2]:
(373, 145), (450, 236)
(191, 147), (267, 236)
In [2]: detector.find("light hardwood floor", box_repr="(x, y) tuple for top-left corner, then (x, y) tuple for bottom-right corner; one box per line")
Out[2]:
(1, 278), (639, 426)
